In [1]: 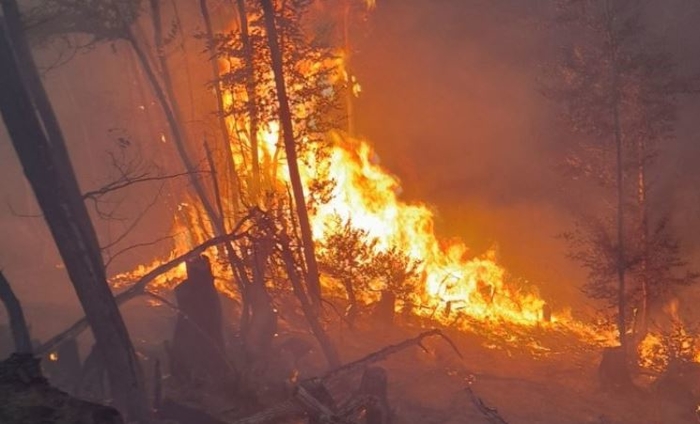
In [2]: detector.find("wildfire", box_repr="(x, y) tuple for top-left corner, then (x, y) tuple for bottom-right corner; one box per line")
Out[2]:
(112, 1), (611, 353)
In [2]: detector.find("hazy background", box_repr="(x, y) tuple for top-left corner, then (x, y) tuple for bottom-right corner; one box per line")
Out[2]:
(2, 0), (700, 340)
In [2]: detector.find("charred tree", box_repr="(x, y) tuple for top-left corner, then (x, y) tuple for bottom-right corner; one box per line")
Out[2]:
(0, 272), (32, 354)
(0, 7), (149, 421)
(171, 255), (229, 381)
(259, 0), (323, 307)
(198, 0), (242, 217)
(234, 0), (262, 199)
(358, 367), (390, 424)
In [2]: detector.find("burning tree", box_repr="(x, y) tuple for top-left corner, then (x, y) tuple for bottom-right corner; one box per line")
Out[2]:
(546, 0), (696, 357)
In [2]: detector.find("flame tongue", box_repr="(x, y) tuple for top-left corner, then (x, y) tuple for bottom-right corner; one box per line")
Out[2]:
(302, 132), (547, 327)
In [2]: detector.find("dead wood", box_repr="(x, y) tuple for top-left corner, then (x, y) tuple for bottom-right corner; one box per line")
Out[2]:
(321, 329), (462, 382)
(171, 255), (230, 381)
(144, 291), (237, 378)
(0, 271), (32, 354)
(230, 330), (461, 424)
(228, 383), (352, 424)
(465, 387), (509, 424)
(598, 346), (633, 391)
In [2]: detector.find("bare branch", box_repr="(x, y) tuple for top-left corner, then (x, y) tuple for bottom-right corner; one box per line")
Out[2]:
(104, 234), (175, 269)
(464, 387), (509, 424)
(83, 170), (204, 200)
(321, 329), (463, 382)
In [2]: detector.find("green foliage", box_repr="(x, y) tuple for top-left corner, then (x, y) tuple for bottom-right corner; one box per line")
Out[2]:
(209, 0), (342, 201)
(318, 216), (421, 307)
(546, 0), (695, 320)
(367, 247), (421, 302)
(318, 216), (377, 293)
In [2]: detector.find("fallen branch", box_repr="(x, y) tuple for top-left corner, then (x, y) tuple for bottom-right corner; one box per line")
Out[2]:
(230, 331), (461, 423)
(465, 386), (509, 424)
(0, 272), (32, 354)
(321, 329), (463, 382)
(36, 212), (256, 355)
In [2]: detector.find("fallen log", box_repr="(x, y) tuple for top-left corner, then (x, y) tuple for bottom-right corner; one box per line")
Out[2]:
(229, 330), (462, 424)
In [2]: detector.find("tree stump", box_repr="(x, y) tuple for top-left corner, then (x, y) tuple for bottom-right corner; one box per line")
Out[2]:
(359, 366), (390, 424)
(77, 343), (108, 402)
(171, 255), (227, 381)
(541, 303), (552, 323)
(0, 353), (123, 424)
(652, 360), (700, 422)
(373, 291), (396, 327)
(598, 346), (633, 391)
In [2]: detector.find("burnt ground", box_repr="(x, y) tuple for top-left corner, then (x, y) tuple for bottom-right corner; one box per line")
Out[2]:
(6, 299), (698, 424)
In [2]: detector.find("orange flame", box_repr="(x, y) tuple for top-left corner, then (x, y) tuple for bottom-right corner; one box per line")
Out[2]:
(111, 3), (617, 353)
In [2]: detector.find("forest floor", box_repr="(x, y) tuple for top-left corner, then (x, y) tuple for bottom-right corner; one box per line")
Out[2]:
(6, 299), (699, 424)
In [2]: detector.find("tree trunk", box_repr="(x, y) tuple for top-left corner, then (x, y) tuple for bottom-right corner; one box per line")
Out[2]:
(199, 0), (242, 220)
(343, 0), (355, 135)
(359, 367), (390, 424)
(259, 0), (323, 307)
(279, 236), (340, 368)
(235, 0), (262, 200)
(137, 2), (222, 236)
(0, 12), (149, 422)
(0, 272), (32, 354)
(171, 255), (228, 381)
(636, 136), (649, 340)
(342, 278), (358, 325)
(605, 0), (627, 353)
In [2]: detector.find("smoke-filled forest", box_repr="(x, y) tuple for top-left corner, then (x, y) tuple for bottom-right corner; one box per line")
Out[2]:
(3, 0), (700, 423)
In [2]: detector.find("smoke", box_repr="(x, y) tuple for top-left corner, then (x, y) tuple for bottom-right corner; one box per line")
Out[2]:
(2, 0), (700, 330)
(352, 0), (700, 307)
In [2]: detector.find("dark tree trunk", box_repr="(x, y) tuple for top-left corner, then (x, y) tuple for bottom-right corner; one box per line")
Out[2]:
(171, 255), (228, 381)
(279, 236), (340, 368)
(359, 367), (390, 424)
(259, 0), (323, 307)
(235, 0), (262, 197)
(598, 346), (633, 392)
(0, 272), (32, 354)
(373, 290), (396, 327)
(245, 238), (277, 358)
(199, 0), (242, 218)
(0, 10), (149, 421)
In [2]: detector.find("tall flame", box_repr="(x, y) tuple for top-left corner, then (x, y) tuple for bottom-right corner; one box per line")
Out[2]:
(112, 1), (619, 354)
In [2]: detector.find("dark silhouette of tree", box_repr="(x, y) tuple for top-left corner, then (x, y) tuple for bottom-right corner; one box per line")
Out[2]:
(0, 2), (149, 420)
(546, 0), (696, 355)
